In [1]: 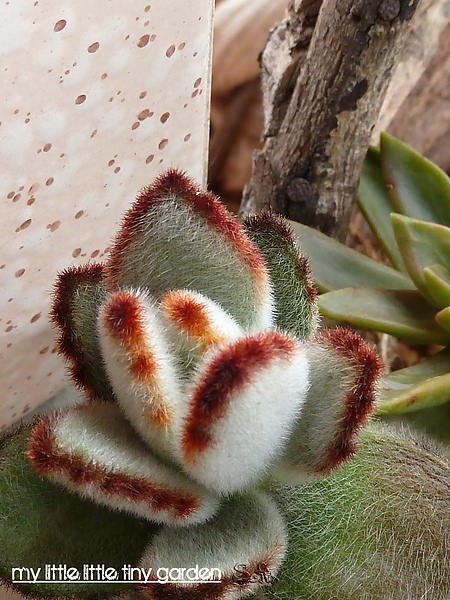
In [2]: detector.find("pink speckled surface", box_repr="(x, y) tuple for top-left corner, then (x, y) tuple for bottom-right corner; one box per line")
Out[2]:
(0, 0), (213, 429)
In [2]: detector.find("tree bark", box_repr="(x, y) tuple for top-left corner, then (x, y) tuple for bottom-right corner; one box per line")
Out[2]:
(240, 0), (422, 241)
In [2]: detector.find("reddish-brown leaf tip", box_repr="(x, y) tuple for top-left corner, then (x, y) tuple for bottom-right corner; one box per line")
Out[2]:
(106, 168), (268, 289)
(182, 332), (297, 461)
(315, 327), (384, 473)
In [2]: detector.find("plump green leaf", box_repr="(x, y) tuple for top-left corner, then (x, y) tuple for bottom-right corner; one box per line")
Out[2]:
(244, 213), (318, 340)
(380, 133), (450, 226)
(378, 350), (450, 414)
(0, 423), (157, 598)
(423, 264), (450, 309)
(436, 306), (450, 334)
(289, 221), (414, 293)
(357, 146), (406, 271)
(391, 214), (450, 306)
(319, 288), (450, 344)
(267, 422), (450, 600)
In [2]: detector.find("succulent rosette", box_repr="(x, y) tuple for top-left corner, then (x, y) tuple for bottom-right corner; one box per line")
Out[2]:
(0, 170), (382, 600)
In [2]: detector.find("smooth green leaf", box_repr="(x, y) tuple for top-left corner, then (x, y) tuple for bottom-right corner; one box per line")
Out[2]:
(319, 288), (450, 344)
(0, 423), (157, 598)
(357, 146), (406, 271)
(391, 213), (450, 306)
(289, 221), (415, 293)
(378, 372), (450, 414)
(378, 350), (450, 414)
(423, 264), (450, 309)
(436, 306), (450, 334)
(380, 133), (450, 226)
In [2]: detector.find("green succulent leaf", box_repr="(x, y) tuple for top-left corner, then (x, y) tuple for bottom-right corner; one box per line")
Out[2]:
(244, 213), (318, 340)
(0, 423), (157, 598)
(266, 422), (450, 600)
(436, 306), (450, 334)
(378, 350), (450, 414)
(357, 146), (406, 271)
(391, 213), (450, 306)
(319, 288), (450, 344)
(423, 264), (450, 309)
(380, 132), (450, 226)
(289, 221), (414, 293)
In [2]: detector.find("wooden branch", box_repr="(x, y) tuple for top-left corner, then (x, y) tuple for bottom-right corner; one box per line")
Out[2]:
(240, 0), (422, 241)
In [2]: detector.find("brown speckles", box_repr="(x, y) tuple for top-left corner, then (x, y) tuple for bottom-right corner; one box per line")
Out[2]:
(101, 73), (108, 80)
(138, 109), (153, 121)
(144, 4), (151, 11)
(137, 34), (150, 48)
(27, 197), (36, 206)
(145, 154), (154, 164)
(139, 91), (147, 99)
(90, 129), (98, 138)
(43, 143), (52, 152)
(194, 77), (202, 88)
(18, 219), (32, 231)
(166, 45), (175, 58)
(72, 248), (81, 258)
(30, 313), (41, 324)
(46, 177), (54, 187)
(150, 34), (156, 42)
(184, 134), (191, 142)
(158, 139), (168, 150)
(47, 221), (61, 232)
(54, 19), (67, 32)
(131, 122), (140, 130)
(75, 210), (84, 219)
(114, 167), (121, 174)
(28, 182), (39, 194)
(75, 94), (86, 105)
(12, 193), (21, 203)
(160, 112), (170, 123)
(108, 159), (115, 167)
(178, 42), (186, 50)
(7, 191), (14, 199)
(40, 347), (50, 355)
(88, 42), (100, 53)
(15, 269), (25, 278)
(191, 89), (199, 98)
(91, 249), (100, 258)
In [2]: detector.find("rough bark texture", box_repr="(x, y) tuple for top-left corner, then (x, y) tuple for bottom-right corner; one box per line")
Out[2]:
(240, 0), (422, 241)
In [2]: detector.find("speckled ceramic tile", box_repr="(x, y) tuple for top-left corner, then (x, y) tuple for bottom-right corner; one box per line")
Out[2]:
(0, 0), (214, 428)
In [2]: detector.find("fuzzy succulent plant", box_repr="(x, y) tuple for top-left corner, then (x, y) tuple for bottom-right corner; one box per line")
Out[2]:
(293, 134), (450, 442)
(1, 168), (449, 600)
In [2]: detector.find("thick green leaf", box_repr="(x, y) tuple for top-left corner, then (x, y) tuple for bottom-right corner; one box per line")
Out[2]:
(423, 264), (450, 309)
(357, 147), (405, 271)
(244, 214), (318, 340)
(391, 214), (450, 306)
(289, 221), (414, 293)
(377, 350), (450, 414)
(0, 423), (157, 598)
(436, 306), (450, 334)
(319, 288), (450, 344)
(378, 372), (450, 415)
(267, 422), (450, 600)
(380, 133), (450, 226)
